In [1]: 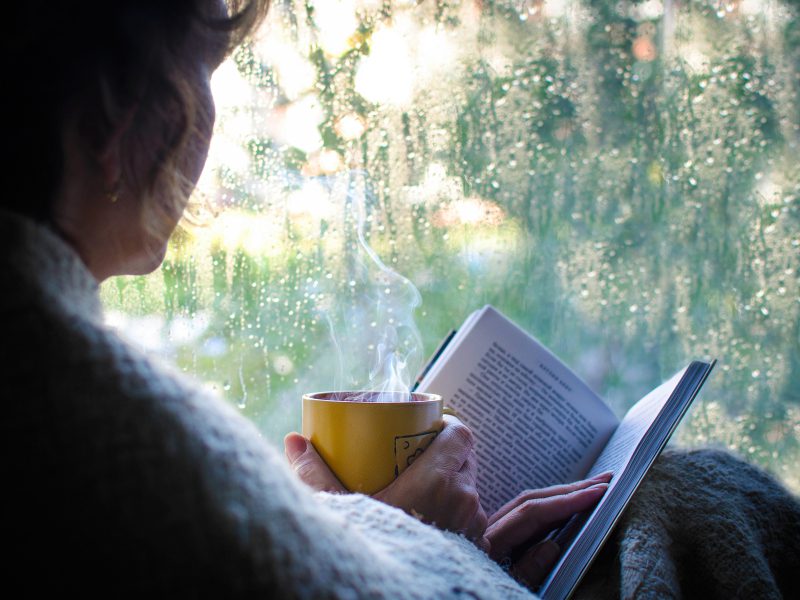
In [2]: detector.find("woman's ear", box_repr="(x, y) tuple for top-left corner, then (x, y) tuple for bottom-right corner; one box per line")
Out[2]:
(94, 103), (139, 197)
(69, 75), (141, 195)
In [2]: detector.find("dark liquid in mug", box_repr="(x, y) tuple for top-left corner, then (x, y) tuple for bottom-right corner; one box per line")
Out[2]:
(322, 391), (423, 403)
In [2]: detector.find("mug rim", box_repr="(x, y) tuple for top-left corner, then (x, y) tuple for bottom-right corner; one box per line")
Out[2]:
(303, 390), (442, 404)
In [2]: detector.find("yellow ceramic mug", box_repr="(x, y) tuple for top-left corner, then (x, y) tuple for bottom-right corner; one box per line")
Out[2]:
(302, 391), (446, 494)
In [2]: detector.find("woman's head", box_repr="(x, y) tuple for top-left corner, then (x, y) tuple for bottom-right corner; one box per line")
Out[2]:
(3, 0), (269, 278)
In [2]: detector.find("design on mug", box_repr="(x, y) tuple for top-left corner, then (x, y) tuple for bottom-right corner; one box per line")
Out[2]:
(393, 430), (439, 478)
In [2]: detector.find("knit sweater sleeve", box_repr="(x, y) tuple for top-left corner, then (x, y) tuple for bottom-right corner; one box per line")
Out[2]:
(2, 299), (533, 598)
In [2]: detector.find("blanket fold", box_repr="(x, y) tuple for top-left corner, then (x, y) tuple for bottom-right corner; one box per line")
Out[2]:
(576, 448), (800, 600)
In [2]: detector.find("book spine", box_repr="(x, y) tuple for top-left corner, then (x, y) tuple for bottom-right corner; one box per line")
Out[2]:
(411, 329), (457, 392)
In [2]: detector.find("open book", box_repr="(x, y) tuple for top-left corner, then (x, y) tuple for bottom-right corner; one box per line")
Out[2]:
(414, 305), (715, 600)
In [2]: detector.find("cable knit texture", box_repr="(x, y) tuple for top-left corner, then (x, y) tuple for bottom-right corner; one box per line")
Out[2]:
(0, 211), (532, 598)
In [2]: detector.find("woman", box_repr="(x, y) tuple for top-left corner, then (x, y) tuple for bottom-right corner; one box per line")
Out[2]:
(0, 0), (609, 595)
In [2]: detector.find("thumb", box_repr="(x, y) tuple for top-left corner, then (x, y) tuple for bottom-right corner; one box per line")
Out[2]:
(284, 432), (346, 493)
(511, 539), (561, 589)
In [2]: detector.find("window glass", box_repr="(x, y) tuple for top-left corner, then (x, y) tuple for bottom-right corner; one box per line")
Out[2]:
(101, 0), (800, 492)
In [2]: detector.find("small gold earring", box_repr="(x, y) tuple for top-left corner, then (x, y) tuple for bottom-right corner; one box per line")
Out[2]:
(107, 180), (121, 203)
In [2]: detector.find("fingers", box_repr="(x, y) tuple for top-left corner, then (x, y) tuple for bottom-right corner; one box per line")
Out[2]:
(403, 414), (474, 478)
(378, 416), (488, 543)
(463, 500), (489, 543)
(438, 417), (485, 541)
(284, 432), (347, 493)
(486, 483), (608, 560)
(489, 472), (613, 525)
(431, 414), (475, 472)
(511, 540), (562, 589)
(458, 445), (478, 481)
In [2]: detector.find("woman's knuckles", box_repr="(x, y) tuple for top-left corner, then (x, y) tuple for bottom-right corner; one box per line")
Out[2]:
(446, 421), (475, 449)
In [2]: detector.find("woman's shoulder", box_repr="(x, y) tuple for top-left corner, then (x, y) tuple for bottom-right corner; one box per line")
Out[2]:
(0, 236), (301, 591)
(0, 255), (271, 489)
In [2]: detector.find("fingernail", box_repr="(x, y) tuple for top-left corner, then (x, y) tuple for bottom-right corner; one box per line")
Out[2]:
(577, 483), (608, 495)
(587, 483), (608, 492)
(284, 434), (307, 463)
(589, 471), (614, 481)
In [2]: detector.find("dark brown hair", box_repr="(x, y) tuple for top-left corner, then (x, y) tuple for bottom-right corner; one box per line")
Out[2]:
(2, 0), (269, 233)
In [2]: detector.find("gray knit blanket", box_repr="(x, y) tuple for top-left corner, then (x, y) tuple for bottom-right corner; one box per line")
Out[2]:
(576, 448), (800, 599)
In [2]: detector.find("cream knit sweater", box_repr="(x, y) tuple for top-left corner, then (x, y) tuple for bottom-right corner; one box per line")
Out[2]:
(0, 211), (533, 598)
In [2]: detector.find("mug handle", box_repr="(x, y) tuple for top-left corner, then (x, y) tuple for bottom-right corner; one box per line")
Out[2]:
(442, 405), (461, 420)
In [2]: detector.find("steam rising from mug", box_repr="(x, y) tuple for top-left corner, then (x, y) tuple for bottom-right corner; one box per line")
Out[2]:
(317, 172), (423, 402)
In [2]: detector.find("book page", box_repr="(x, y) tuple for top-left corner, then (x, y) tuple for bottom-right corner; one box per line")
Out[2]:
(586, 368), (685, 478)
(539, 361), (714, 600)
(418, 306), (619, 514)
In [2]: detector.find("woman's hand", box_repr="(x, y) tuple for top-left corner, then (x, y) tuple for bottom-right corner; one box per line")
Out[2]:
(284, 415), (488, 548)
(374, 415), (488, 547)
(486, 473), (613, 589)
